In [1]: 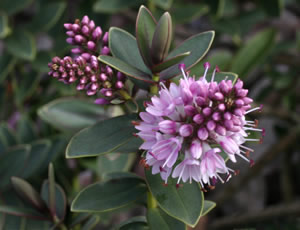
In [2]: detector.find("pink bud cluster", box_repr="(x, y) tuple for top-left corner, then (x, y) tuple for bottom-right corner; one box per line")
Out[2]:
(135, 63), (264, 188)
(48, 16), (127, 102)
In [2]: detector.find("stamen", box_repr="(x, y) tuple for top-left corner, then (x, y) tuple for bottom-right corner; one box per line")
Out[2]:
(176, 184), (183, 189)
(250, 159), (255, 167)
(133, 133), (138, 137)
(244, 127), (264, 132)
(234, 170), (240, 176)
(246, 120), (255, 124)
(240, 145), (254, 152)
(244, 138), (260, 142)
(203, 62), (210, 81)
(245, 104), (263, 114)
(211, 66), (219, 83)
(149, 152), (158, 160)
(216, 174), (224, 184)
(259, 137), (263, 144)
(262, 128), (266, 136)
(159, 166), (167, 173)
(162, 183), (168, 187)
(225, 173), (232, 182)
(131, 121), (140, 126)
(236, 152), (250, 162)
(179, 65), (189, 84)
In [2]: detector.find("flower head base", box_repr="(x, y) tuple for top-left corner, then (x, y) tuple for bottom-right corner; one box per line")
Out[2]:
(48, 16), (127, 102)
(135, 63), (264, 188)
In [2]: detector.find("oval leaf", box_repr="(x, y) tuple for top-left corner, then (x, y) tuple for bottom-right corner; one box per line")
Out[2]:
(71, 177), (147, 212)
(231, 29), (276, 77)
(160, 31), (215, 80)
(5, 29), (36, 61)
(147, 207), (185, 230)
(93, 0), (145, 13)
(0, 205), (48, 220)
(0, 0), (34, 15)
(109, 27), (151, 74)
(0, 52), (16, 83)
(38, 98), (107, 133)
(118, 216), (149, 230)
(201, 200), (216, 217)
(66, 114), (142, 158)
(145, 169), (204, 227)
(0, 11), (10, 38)
(11, 177), (48, 213)
(151, 12), (172, 64)
(136, 5), (157, 67)
(99, 55), (153, 84)
(152, 51), (190, 73)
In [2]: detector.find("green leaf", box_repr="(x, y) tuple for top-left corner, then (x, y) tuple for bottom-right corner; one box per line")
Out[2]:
(15, 71), (41, 106)
(109, 27), (151, 75)
(0, 123), (18, 146)
(0, 145), (30, 190)
(27, 2), (66, 32)
(66, 114), (142, 158)
(152, 52), (190, 73)
(145, 170), (204, 227)
(172, 3), (209, 24)
(201, 200), (216, 217)
(81, 215), (100, 230)
(0, 0), (34, 15)
(0, 11), (10, 38)
(151, 0), (173, 10)
(136, 6), (157, 67)
(5, 29), (36, 61)
(205, 0), (225, 18)
(0, 205), (48, 220)
(160, 31), (215, 80)
(41, 180), (67, 221)
(48, 164), (56, 218)
(118, 216), (149, 230)
(260, 0), (284, 17)
(205, 72), (238, 84)
(93, 0), (145, 13)
(71, 177), (147, 212)
(147, 207), (186, 230)
(97, 153), (136, 178)
(231, 29), (276, 78)
(16, 116), (36, 144)
(22, 140), (51, 179)
(99, 55), (153, 84)
(11, 177), (48, 213)
(189, 50), (233, 75)
(0, 52), (16, 83)
(32, 51), (53, 73)
(38, 98), (107, 133)
(151, 12), (172, 64)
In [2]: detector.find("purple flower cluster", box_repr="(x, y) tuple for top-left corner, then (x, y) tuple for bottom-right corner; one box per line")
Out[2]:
(135, 63), (264, 188)
(48, 16), (126, 102)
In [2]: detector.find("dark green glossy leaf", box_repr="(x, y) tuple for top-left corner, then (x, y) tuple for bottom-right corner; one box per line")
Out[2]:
(38, 98), (107, 133)
(260, 0), (283, 17)
(93, 0), (145, 13)
(152, 52), (190, 73)
(136, 5), (157, 67)
(0, 11), (10, 38)
(81, 215), (100, 230)
(145, 170), (204, 227)
(97, 153), (136, 178)
(160, 31), (215, 80)
(32, 51), (53, 73)
(189, 50), (233, 75)
(151, 0), (173, 10)
(201, 200), (216, 216)
(0, 52), (16, 83)
(119, 216), (149, 230)
(0, 145), (30, 190)
(48, 163), (56, 218)
(27, 2), (66, 32)
(151, 12), (172, 64)
(99, 55), (153, 84)
(66, 114), (142, 158)
(11, 177), (48, 213)
(109, 27), (151, 74)
(0, 205), (48, 220)
(22, 140), (51, 179)
(205, 72), (238, 84)
(15, 71), (41, 106)
(231, 29), (276, 77)
(41, 180), (67, 221)
(5, 29), (36, 61)
(0, 123), (18, 146)
(0, 0), (34, 15)
(147, 207), (186, 230)
(71, 177), (147, 212)
(16, 116), (36, 144)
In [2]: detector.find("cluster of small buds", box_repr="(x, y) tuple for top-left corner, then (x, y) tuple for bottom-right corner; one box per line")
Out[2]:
(135, 63), (265, 189)
(64, 15), (109, 56)
(48, 15), (127, 101)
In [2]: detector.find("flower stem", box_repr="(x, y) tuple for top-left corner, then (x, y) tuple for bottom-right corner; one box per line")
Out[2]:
(147, 192), (157, 209)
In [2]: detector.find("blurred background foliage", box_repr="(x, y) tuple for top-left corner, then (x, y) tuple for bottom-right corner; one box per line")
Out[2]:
(0, 0), (299, 229)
